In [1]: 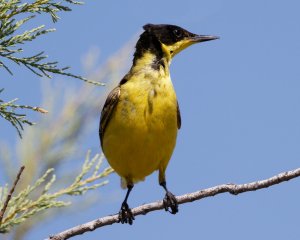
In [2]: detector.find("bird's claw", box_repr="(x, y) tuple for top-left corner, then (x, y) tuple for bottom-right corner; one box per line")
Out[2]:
(118, 202), (135, 225)
(163, 191), (178, 214)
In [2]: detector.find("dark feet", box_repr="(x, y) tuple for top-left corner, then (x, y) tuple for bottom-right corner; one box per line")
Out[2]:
(163, 191), (178, 214)
(118, 202), (135, 225)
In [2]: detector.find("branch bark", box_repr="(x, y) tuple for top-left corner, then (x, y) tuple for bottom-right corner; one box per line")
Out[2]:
(48, 167), (300, 240)
(0, 166), (25, 224)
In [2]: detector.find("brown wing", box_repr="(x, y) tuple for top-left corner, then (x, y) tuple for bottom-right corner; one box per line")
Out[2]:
(99, 86), (121, 147)
(177, 100), (181, 129)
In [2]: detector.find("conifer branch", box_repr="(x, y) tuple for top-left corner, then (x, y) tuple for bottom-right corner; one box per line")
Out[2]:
(0, 166), (25, 225)
(0, 89), (48, 137)
(0, 152), (113, 233)
(48, 167), (300, 240)
(0, 0), (103, 136)
(0, 0), (89, 80)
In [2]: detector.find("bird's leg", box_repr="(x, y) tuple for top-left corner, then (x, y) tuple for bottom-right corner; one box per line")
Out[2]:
(159, 181), (178, 214)
(118, 184), (135, 225)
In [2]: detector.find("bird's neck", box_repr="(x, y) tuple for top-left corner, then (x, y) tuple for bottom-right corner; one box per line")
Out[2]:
(131, 32), (171, 76)
(130, 52), (171, 76)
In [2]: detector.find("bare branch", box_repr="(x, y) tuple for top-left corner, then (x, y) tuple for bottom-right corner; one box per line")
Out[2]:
(0, 166), (25, 224)
(48, 167), (300, 240)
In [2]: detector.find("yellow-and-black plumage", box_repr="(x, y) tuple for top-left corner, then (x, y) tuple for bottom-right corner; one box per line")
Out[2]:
(99, 23), (218, 224)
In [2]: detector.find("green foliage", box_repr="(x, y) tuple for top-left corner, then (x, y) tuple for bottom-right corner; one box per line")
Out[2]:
(0, 151), (113, 233)
(0, 88), (48, 138)
(0, 0), (103, 137)
(0, 0), (87, 80)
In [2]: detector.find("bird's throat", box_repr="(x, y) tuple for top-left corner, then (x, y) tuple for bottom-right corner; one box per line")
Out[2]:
(131, 52), (170, 77)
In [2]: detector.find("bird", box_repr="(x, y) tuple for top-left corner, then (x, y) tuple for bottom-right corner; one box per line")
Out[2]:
(99, 23), (218, 224)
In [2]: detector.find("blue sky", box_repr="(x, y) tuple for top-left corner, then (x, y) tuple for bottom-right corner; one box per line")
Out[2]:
(1, 0), (300, 239)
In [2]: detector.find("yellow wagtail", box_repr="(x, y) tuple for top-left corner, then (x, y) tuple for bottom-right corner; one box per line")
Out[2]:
(100, 24), (218, 224)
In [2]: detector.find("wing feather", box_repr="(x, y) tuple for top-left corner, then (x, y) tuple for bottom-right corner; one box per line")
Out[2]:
(99, 86), (121, 147)
(177, 100), (181, 129)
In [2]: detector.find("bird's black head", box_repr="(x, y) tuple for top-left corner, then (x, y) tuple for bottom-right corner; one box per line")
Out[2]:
(133, 23), (218, 64)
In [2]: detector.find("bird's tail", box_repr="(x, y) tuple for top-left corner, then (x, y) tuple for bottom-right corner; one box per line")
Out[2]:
(120, 177), (127, 189)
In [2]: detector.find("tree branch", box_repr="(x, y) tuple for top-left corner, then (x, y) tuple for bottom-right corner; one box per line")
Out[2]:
(48, 167), (300, 240)
(0, 166), (25, 224)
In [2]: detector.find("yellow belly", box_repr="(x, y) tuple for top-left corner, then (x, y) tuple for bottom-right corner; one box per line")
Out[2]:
(102, 74), (178, 186)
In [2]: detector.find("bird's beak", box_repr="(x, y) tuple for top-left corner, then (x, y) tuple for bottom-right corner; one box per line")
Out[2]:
(166, 34), (219, 58)
(189, 35), (220, 43)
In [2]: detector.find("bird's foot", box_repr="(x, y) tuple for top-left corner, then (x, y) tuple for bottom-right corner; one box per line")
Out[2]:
(118, 202), (135, 225)
(163, 191), (178, 214)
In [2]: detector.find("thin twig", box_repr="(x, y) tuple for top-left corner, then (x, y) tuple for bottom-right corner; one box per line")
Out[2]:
(0, 166), (25, 224)
(48, 167), (300, 240)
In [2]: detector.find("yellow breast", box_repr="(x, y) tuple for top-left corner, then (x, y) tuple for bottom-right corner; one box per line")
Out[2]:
(102, 68), (178, 186)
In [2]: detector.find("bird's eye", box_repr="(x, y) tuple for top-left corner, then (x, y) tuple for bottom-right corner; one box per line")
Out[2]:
(173, 29), (182, 38)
